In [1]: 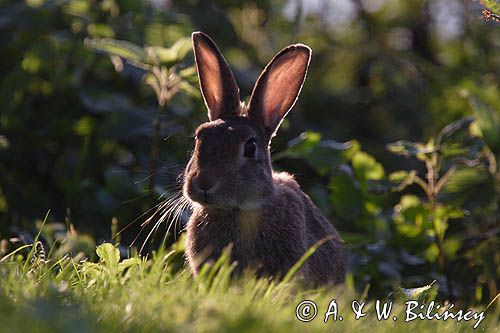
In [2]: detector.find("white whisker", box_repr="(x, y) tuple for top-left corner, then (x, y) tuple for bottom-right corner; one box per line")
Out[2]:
(138, 191), (190, 254)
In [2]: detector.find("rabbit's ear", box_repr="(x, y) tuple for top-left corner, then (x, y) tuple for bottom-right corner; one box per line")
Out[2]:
(192, 32), (241, 121)
(248, 44), (311, 139)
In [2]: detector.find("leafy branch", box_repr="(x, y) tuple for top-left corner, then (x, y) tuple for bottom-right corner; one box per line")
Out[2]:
(85, 37), (197, 192)
(387, 117), (479, 301)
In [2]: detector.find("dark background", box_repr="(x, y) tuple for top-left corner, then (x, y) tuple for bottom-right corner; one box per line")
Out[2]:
(1, 0), (499, 305)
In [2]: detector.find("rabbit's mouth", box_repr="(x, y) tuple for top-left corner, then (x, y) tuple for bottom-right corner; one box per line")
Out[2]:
(184, 180), (223, 207)
(184, 179), (263, 210)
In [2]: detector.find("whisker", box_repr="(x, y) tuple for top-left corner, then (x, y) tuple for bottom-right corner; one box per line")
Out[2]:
(115, 199), (166, 239)
(158, 195), (188, 244)
(121, 191), (153, 204)
(139, 192), (184, 253)
(173, 198), (190, 240)
(141, 195), (179, 227)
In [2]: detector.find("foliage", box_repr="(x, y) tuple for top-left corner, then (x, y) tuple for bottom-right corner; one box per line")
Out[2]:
(0, 0), (499, 315)
(277, 112), (500, 303)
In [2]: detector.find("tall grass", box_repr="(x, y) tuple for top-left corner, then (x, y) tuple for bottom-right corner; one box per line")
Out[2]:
(0, 241), (498, 333)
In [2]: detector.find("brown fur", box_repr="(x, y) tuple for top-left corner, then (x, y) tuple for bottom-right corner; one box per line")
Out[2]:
(183, 32), (346, 285)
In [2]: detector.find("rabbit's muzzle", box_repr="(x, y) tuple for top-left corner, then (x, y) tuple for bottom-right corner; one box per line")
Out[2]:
(194, 173), (219, 192)
(184, 171), (221, 205)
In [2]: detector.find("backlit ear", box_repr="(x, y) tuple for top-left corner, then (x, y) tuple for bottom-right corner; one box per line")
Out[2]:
(192, 31), (241, 121)
(248, 44), (311, 140)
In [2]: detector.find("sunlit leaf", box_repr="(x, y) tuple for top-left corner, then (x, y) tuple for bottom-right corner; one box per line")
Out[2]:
(96, 243), (120, 273)
(393, 195), (431, 238)
(386, 140), (434, 159)
(118, 258), (141, 272)
(425, 243), (439, 262)
(179, 66), (197, 79)
(429, 204), (464, 243)
(74, 116), (95, 136)
(352, 151), (384, 181)
(388, 170), (416, 191)
(145, 37), (192, 65)
(443, 237), (461, 259)
(85, 38), (147, 65)
(400, 281), (437, 301)
(87, 23), (115, 38)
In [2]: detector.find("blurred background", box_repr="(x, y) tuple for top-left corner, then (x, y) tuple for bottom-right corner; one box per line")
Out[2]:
(0, 0), (499, 305)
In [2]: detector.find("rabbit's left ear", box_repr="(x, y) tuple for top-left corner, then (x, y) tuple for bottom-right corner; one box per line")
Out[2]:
(248, 44), (311, 140)
(192, 31), (241, 121)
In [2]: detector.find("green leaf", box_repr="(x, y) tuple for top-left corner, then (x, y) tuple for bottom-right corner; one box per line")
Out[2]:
(179, 66), (197, 79)
(400, 281), (437, 302)
(118, 258), (141, 273)
(435, 116), (474, 144)
(352, 151), (384, 182)
(145, 37), (192, 66)
(439, 167), (494, 207)
(81, 262), (104, 280)
(425, 243), (439, 262)
(309, 140), (359, 175)
(278, 131), (322, 158)
(87, 23), (115, 38)
(442, 168), (488, 193)
(393, 195), (431, 238)
(386, 140), (434, 159)
(431, 204), (463, 243)
(329, 170), (364, 220)
(443, 237), (461, 259)
(96, 243), (120, 273)
(85, 38), (147, 65)
(144, 72), (162, 101)
(274, 133), (359, 175)
(74, 116), (95, 136)
(388, 170), (416, 191)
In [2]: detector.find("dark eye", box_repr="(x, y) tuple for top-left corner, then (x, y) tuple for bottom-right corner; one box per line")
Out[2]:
(244, 138), (257, 158)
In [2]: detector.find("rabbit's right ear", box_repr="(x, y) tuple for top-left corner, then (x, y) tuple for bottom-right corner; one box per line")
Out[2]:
(192, 32), (241, 121)
(248, 44), (311, 140)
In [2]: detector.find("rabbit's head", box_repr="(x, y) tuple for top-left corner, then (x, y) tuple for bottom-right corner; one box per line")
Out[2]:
(183, 32), (311, 210)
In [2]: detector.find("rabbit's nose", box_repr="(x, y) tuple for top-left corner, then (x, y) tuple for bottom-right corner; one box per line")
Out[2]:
(194, 175), (219, 193)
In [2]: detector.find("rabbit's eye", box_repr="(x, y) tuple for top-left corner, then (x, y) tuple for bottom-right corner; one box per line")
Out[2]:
(244, 138), (257, 158)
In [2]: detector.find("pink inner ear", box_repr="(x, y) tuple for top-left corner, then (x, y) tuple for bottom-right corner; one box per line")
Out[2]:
(247, 45), (311, 136)
(195, 43), (224, 116)
(193, 32), (241, 121)
(262, 52), (309, 128)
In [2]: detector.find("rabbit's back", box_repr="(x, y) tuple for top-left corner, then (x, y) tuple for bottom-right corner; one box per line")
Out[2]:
(272, 172), (346, 284)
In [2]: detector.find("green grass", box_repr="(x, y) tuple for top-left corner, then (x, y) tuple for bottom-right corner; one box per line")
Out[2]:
(0, 242), (498, 333)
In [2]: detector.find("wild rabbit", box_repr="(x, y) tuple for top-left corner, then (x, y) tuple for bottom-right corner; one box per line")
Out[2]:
(183, 31), (346, 285)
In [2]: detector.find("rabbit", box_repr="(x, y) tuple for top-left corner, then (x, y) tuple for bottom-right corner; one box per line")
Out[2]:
(183, 31), (346, 285)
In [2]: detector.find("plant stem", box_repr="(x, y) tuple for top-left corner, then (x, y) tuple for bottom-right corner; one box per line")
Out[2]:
(426, 155), (455, 301)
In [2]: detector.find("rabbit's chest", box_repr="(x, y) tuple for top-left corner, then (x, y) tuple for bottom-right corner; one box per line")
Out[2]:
(187, 207), (305, 276)
(187, 209), (268, 262)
